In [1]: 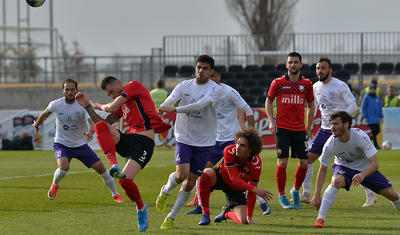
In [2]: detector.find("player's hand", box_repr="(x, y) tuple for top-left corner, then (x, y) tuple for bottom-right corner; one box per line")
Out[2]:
(92, 101), (103, 110)
(32, 120), (39, 135)
(253, 187), (273, 201)
(352, 173), (365, 186)
(158, 106), (176, 113)
(311, 195), (322, 210)
(247, 216), (255, 224)
(83, 131), (93, 142)
(75, 92), (90, 107)
(269, 121), (277, 136)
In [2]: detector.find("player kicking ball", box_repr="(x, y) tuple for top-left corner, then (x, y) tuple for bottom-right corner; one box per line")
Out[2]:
(33, 79), (124, 203)
(196, 128), (273, 225)
(311, 111), (400, 228)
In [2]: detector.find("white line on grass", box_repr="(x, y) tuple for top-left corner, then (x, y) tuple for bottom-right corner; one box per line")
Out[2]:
(0, 170), (93, 180)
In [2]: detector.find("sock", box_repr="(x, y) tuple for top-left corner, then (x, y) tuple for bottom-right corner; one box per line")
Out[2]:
(118, 178), (144, 210)
(225, 211), (241, 224)
(163, 172), (178, 195)
(198, 173), (211, 215)
(362, 185), (375, 200)
(52, 168), (67, 185)
(275, 165), (287, 196)
(317, 185), (339, 220)
(256, 195), (266, 204)
(168, 187), (192, 219)
(392, 193), (400, 210)
(294, 165), (308, 191)
(94, 121), (117, 166)
(100, 171), (118, 196)
(302, 163), (313, 194)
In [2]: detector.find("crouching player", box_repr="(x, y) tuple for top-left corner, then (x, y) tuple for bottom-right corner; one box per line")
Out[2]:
(311, 111), (400, 228)
(196, 128), (273, 225)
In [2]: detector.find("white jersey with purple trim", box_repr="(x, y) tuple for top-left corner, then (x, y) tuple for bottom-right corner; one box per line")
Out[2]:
(313, 77), (356, 130)
(161, 78), (221, 146)
(319, 128), (377, 171)
(47, 97), (90, 148)
(216, 83), (253, 141)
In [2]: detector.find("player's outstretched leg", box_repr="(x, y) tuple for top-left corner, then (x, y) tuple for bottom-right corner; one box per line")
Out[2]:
(156, 185), (170, 214)
(48, 184), (59, 200)
(48, 167), (67, 200)
(362, 186), (377, 207)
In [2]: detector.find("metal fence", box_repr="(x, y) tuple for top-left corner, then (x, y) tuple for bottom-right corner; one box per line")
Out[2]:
(1, 32), (400, 89)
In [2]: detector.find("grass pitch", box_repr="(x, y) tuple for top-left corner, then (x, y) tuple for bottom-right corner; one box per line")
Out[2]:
(0, 149), (399, 234)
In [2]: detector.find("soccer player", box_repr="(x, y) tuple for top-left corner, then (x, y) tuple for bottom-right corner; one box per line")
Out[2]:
(265, 51), (314, 210)
(301, 57), (376, 207)
(196, 128), (273, 225)
(32, 79), (124, 203)
(155, 55), (222, 229)
(311, 111), (400, 228)
(74, 76), (171, 232)
(185, 67), (271, 215)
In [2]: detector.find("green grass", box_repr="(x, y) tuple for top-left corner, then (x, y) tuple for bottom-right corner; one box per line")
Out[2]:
(0, 149), (399, 234)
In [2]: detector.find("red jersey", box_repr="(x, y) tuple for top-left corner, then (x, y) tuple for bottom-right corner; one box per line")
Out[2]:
(267, 75), (313, 131)
(113, 81), (171, 134)
(218, 144), (262, 217)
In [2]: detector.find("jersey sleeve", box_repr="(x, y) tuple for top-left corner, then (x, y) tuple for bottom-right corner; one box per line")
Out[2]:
(358, 130), (378, 158)
(46, 101), (55, 113)
(112, 107), (123, 118)
(208, 83), (222, 105)
(223, 148), (255, 192)
(341, 83), (358, 114)
(161, 81), (184, 107)
(267, 79), (277, 101)
(306, 80), (314, 103)
(120, 81), (140, 101)
(229, 88), (253, 116)
(319, 137), (334, 167)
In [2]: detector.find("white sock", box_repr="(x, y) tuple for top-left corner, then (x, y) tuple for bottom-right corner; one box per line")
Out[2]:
(391, 193), (400, 210)
(302, 163), (313, 194)
(362, 185), (376, 200)
(52, 168), (67, 185)
(163, 172), (178, 195)
(256, 195), (266, 204)
(317, 185), (339, 220)
(100, 171), (118, 196)
(168, 187), (192, 219)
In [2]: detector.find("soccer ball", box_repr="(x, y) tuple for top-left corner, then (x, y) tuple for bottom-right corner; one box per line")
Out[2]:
(382, 141), (392, 150)
(26, 0), (46, 7)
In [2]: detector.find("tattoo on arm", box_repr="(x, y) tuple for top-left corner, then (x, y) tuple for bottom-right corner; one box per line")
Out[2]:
(85, 104), (104, 123)
(104, 113), (120, 125)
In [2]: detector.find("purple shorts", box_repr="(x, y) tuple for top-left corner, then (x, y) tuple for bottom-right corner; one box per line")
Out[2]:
(175, 142), (214, 176)
(308, 128), (332, 155)
(331, 164), (392, 194)
(209, 141), (235, 165)
(53, 142), (100, 168)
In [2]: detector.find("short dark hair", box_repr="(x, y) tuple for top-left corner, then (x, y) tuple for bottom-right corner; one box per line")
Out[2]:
(101, 76), (119, 90)
(330, 111), (352, 129)
(287, 51), (302, 62)
(196, 54), (215, 69)
(235, 128), (262, 157)
(62, 78), (78, 89)
(156, 79), (165, 89)
(318, 57), (332, 68)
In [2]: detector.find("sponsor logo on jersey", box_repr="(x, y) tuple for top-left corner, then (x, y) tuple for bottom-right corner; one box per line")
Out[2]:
(281, 95), (304, 104)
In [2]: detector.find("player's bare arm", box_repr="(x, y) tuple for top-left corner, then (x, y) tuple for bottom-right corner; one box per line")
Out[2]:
(158, 106), (176, 113)
(253, 187), (273, 201)
(75, 92), (104, 123)
(104, 113), (120, 125)
(93, 96), (127, 113)
(306, 101), (315, 139)
(265, 98), (277, 135)
(352, 155), (379, 186)
(33, 109), (51, 134)
(83, 118), (95, 142)
(311, 164), (328, 210)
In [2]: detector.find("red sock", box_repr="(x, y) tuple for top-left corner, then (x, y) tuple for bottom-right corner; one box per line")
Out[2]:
(198, 172), (211, 215)
(225, 211), (241, 224)
(118, 178), (144, 209)
(294, 165), (308, 191)
(275, 165), (287, 196)
(94, 121), (117, 166)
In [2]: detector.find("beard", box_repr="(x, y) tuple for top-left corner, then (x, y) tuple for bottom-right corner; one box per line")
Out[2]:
(288, 69), (300, 75)
(318, 73), (329, 82)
